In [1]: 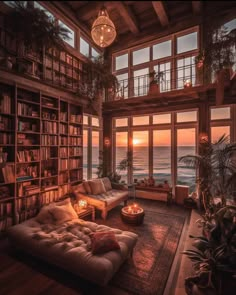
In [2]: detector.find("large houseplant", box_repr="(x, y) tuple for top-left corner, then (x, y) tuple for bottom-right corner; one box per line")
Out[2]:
(179, 134), (236, 211)
(183, 205), (236, 295)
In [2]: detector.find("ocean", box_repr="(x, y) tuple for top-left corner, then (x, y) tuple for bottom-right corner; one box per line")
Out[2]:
(84, 146), (196, 192)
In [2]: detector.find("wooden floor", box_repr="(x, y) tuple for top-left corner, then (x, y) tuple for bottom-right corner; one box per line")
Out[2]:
(0, 199), (191, 295)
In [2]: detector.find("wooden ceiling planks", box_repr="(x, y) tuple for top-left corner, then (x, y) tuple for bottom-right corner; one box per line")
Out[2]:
(152, 1), (169, 27)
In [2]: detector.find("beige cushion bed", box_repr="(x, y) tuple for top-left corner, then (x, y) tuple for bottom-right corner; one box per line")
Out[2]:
(7, 199), (138, 286)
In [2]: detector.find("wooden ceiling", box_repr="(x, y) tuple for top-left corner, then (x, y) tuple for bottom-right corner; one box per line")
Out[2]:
(58, 1), (236, 51)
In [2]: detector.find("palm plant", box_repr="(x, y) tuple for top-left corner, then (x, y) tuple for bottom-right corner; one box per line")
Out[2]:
(179, 134), (236, 210)
(183, 205), (236, 295)
(9, 1), (71, 54)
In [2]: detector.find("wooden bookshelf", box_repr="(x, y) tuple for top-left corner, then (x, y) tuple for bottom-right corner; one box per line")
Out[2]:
(0, 82), (83, 234)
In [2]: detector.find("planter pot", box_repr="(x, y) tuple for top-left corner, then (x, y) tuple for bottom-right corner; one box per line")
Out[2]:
(148, 83), (160, 95)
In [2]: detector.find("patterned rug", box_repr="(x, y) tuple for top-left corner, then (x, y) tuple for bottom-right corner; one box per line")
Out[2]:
(97, 204), (187, 295)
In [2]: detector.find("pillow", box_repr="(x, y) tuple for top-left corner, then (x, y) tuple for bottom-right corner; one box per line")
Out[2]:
(102, 177), (112, 192)
(72, 183), (87, 194)
(49, 202), (78, 225)
(88, 179), (106, 195)
(83, 181), (92, 194)
(36, 205), (54, 224)
(90, 231), (120, 255)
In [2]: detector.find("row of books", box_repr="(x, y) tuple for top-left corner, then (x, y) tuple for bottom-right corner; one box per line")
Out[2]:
(1, 164), (15, 183)
(42, 97), (58, 109)
(59, 159), (68, 171)
(41, 121), (58, 134)
(0, 94), (11, 114)
(17, 149), (40, 162)
(41, 134), (58, 145)
(17, 102), (39, 117)
(16, 165), (38, 180)
(60, 124), (68, 134)
(0, 186), (11, 199)
(41, 147), (57, 160)
(0, 133), (13, 144)
(70, 114), (82, 123)
(0, 201), (12, 216)
(69, 169), (82, 182)
(69, 126), (81, 135)
(0, 217), (13, 232)
(40, 189), (59, 205)
(69, 137), (82, 146)
(18, 182), (40, 197)
(69, 158), (82, 169)
(0, 115), (14, 130)
(60, 147), (68, 158)
(42, 111), (57, 121)
(16, 194), (38, 210)
(70, 147), (82, 157)
(18, 121), (38, 132)
(60, 112), (67, 121)
(59, 172), (69, 184)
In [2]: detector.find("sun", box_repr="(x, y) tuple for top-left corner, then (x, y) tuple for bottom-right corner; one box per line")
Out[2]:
(133, 139), (140, 145)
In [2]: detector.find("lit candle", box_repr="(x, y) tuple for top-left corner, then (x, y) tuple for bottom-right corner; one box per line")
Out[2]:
(78, 200), (87, 209)
(128, 206), (132, 213)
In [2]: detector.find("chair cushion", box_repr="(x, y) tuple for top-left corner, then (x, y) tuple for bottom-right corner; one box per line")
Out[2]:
(102, 177), (112, 192)
(88, 179), (106, 195)
(90, 231), (120, 254)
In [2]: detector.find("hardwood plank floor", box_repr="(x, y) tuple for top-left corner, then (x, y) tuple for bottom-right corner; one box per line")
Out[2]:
(0, 199), (190, 295)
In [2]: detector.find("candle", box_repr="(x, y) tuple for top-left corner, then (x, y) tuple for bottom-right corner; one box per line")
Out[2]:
(128, 206), (132, 213)
(78, 199), (87, 209)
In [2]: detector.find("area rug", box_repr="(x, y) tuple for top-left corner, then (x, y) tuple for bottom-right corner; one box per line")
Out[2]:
(97, 206), (187, 295)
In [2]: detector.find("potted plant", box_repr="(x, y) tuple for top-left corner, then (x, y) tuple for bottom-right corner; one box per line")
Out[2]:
(179, 134), (236, 211)
(183, 205), (236, 295)
(148, 70), (165, 95)
(195, 23), (236, 104)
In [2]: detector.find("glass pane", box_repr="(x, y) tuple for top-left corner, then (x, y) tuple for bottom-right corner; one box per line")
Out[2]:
(177, 128), (196, 193)
(153, 130), (171, 185)
(92, 117), (99, 127)
(83, 129), (88, 180)
(223, 18), (236, 33)
(153, 40), (172, 60)
(116, 73), (129, 99)
(115, 118), (128, 127)
(177, 32), (198, 54)
(83, 115), (88, 125)
(133, 131), (149, 181)
(80, 37), (89, 57)
(153, 113), (171, 124)
(211, 126), (230, 142)
(34, 2), (54, 19)
(58, 20), (75, 48)
(115, 54), (128, 71)
(177, 111), (197, 122)
(92, 131), (99, 178)
(133, 47), (150, 66)
(116, 132), (128, 183)
(133, 68), (149, 96)
(177, 56), (196, 89)
(154, 62), (171, 92)
(92, 48), (100, 58)
(132, 116), (149, 126)
(211, 107), (231, 120)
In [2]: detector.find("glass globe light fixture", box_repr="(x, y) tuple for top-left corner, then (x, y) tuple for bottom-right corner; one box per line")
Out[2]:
(91, 7), (116, 48)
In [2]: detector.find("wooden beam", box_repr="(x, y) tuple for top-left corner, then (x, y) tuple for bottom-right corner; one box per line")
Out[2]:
(192, 1), (202, 14)
(76, 1), (102, 21)
(152, 1), (169, 27)
(113, 1), (139, 34)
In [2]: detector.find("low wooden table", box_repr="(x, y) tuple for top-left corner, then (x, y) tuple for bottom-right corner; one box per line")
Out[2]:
(76, 205), (95, 221)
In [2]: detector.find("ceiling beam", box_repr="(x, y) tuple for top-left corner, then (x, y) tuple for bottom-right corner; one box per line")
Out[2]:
(113, 1), (139, 34)
(192, 1), (202, 14)
(152, 1), (169, 27)
(76, 1), (103, 21)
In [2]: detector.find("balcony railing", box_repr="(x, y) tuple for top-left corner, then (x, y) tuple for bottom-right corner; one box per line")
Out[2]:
(106, 62), (205, 102)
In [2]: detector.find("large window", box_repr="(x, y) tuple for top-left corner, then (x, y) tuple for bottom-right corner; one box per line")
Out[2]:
(133, 131), (149, 181)
(113, 109), (198, 190)
(58, 20), (75, 48)
(112, 26), (199, 98)
(177, 128), (196, 192)
(153, 130), (171, 185)
(115, 132), (128, 183)
(83, 115), (101, 180)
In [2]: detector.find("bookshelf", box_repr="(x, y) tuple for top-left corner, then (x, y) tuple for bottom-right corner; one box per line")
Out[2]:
(0, 82), (83, 235)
